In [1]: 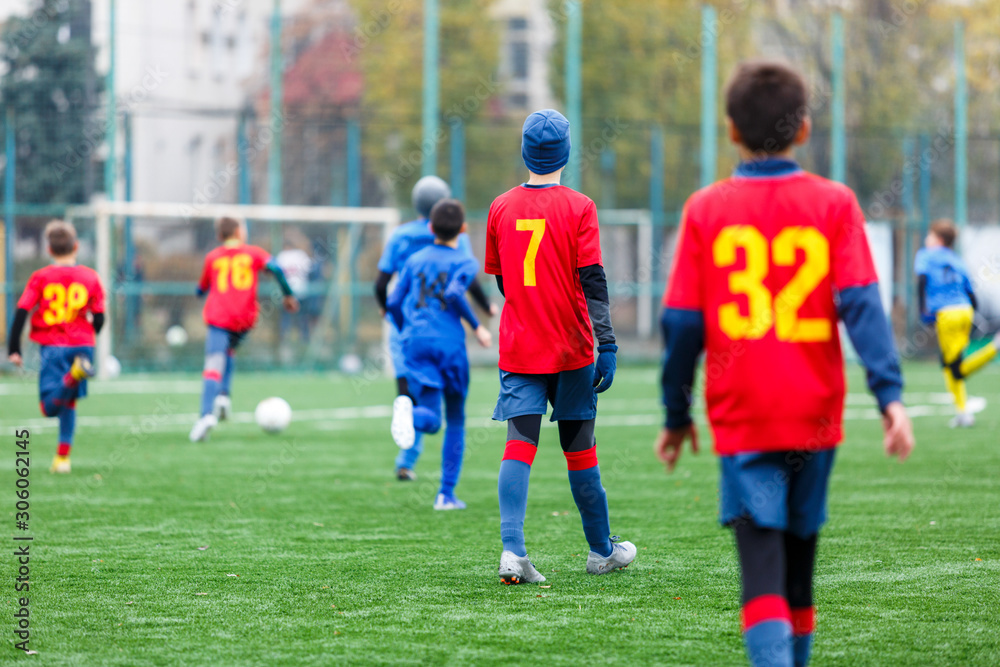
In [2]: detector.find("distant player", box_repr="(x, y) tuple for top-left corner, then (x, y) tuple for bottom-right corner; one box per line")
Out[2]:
(374, 176), (497, 481)
(387, 199), (492, 510)
(915, 219), (999, 427)
(189, 217), (299, 442)
(486, 109), (636, 585)
(7, 220), (104, 473)
(655, 62), (915, 667)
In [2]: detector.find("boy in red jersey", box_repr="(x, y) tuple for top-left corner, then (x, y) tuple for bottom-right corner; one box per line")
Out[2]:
(655, 62), (915, 667)
(486, 109), (636, 585)
(7, 220), (105, 473)
(189, 217), (298, 442)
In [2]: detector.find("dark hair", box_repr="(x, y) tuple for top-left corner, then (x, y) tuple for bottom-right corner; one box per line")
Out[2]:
(725, 61), (808, 154)
(215, 216), (242, 241)
(430, 199), (465, 241)
(930, 219), (957, 248)
(45, 219), (77, 256)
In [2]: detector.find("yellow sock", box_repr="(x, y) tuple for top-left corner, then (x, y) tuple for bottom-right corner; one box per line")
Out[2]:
(960, 342), (998, 378)
(943, 370), (968, 413)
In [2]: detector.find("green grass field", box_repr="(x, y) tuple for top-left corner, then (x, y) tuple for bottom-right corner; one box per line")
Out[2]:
(1, 361), (998, 666)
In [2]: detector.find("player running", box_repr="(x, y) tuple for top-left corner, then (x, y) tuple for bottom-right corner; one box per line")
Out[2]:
(915, 218), (999, 427)
(655, 62), (915, 667)
(387, 199), (492, 510)
(486, 109), (636, 585)
(374, 176), (497, 481)
(189, 217), (298, 442)
(7, 220), (105, 473)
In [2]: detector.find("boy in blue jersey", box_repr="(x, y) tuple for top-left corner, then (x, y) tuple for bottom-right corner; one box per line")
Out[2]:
(916, 219), (999, 427)
(374, 176), (497, 480)
(387, 199), (492, 510)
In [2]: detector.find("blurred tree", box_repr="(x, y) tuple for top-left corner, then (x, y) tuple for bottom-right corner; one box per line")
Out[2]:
(346, 0), (501, 211)
(0, 0), (102, 204)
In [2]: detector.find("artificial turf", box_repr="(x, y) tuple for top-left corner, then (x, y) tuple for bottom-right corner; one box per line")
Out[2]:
(0, 360), (998, 665)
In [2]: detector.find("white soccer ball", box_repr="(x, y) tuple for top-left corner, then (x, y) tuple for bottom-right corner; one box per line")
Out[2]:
(255, 397), (292, 434)
(339, 353), (363, 375)
(165, 325), (188, 347)
(103, 355), (122, 379)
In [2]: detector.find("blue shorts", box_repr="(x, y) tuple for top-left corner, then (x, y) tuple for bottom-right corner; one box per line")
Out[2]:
(492, 364), (597, 422)
(403, 337), (469, 398)
(719, 449), (837, 539)
(39, 345), (93, 400)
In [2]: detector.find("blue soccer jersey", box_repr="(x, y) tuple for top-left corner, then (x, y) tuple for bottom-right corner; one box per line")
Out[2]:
(387, 244), (480, 344)
(377, 218), (474, 275)
(915, 247), (974, 315)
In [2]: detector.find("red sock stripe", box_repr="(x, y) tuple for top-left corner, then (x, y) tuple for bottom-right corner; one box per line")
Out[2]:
(57, 443), (71, 457)
(742, 594), (791, 632)
(62, 372), (79, 388)
(564, 446), (598, 471)
(791, 606), (815, 635)
(203, 370), (222, 382)
(502, 440), (537, 465)
(39, 401), (47, 416)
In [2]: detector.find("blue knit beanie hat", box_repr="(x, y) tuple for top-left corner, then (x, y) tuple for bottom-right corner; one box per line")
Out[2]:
(521, 109), (571, 175)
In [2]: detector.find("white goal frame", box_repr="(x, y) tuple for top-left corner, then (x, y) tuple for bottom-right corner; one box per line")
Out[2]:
(70, 200), (401, 378)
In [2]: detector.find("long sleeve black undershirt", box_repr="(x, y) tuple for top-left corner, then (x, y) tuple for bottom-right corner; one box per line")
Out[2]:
(6, 309), (103, 357)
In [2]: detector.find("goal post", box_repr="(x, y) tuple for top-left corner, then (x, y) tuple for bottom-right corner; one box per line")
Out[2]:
(72, 200), (401, 379)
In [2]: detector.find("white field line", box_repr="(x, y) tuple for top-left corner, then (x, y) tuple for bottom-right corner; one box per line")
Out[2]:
(0, 401), (970, 433)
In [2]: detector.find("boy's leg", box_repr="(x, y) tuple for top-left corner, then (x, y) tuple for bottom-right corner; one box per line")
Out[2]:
(199, 327), (229, 417)
(221, 348), (236, 397)
(734, 522), (794, 667)
(936, 308), (972, 412)
(411, 382), (443, 435)
(438, 390), (466, 499)
(559, 419), (612, 557)
(785, 449), (837, 667)
(785, 533), (818, 667)
(498, 414), (541, 557)
(389, 325), (424, 465)
(57, 405), (76, 458)
(39, 348), (90, 417)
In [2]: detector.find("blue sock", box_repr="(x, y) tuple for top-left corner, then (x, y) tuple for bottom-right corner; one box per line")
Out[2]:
(439, 394), (465, 497)
(395, 432), (423, 470)
(498, 441), (535, 557)
(743, 596), (793, 667)
(222, 351), (235, 396)
(791, 607), (815, 667)
(439, 425), (464, 497)
(58, 406), (76, 445)
(565, 448), (613, 557)
(200, 373), (222, 417)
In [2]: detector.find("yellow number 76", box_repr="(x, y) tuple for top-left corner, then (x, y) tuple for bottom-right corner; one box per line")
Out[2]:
(516, 219), (546, 287)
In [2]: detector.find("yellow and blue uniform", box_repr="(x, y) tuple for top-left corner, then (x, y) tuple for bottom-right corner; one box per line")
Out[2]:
(387, 244), (480, 499)
(915, 246), (997, 413)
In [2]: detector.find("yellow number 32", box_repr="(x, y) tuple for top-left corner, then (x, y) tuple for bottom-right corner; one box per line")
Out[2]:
(516, 219), (546, 287)
(712, 225), (831, 343)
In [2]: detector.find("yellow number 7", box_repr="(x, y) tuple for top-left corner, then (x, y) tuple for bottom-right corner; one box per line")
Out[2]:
(516, 219), (546, 287)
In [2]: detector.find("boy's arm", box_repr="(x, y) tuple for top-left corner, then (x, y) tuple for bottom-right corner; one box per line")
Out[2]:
(466, 279), (494, 314)
(660, 308), (705, 429)
(838, 285), (903, 411)
(196, 258), (211, 297)
(963, 274), (978, 311)
(917, 274), (928, 319)
(374, 271), (392, 311)
(264, 259), (295, 297)
(495, 275), (504, 297)
(444, 261), (481, 330)
(578, 264), (615, 346)
(386, 266), (411, 331)
(7, 308), (29, 357)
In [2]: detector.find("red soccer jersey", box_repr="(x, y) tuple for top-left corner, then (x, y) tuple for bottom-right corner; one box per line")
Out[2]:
(485, 184), (603, 374)
(198, 242), (272, 332)
(663, 171), (879, 455)
(17, 264), (105, 347)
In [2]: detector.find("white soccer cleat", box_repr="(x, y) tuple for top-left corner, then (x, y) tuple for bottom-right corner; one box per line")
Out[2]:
(433, 494), (466, 511)
(498, 550), (546, 585)
(949, 412), (975, 429)
(212, 395), (232, 421)
(586, 537), (637, 575)
(391, 395), (415, 450)
(189, 414), (218, 442)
